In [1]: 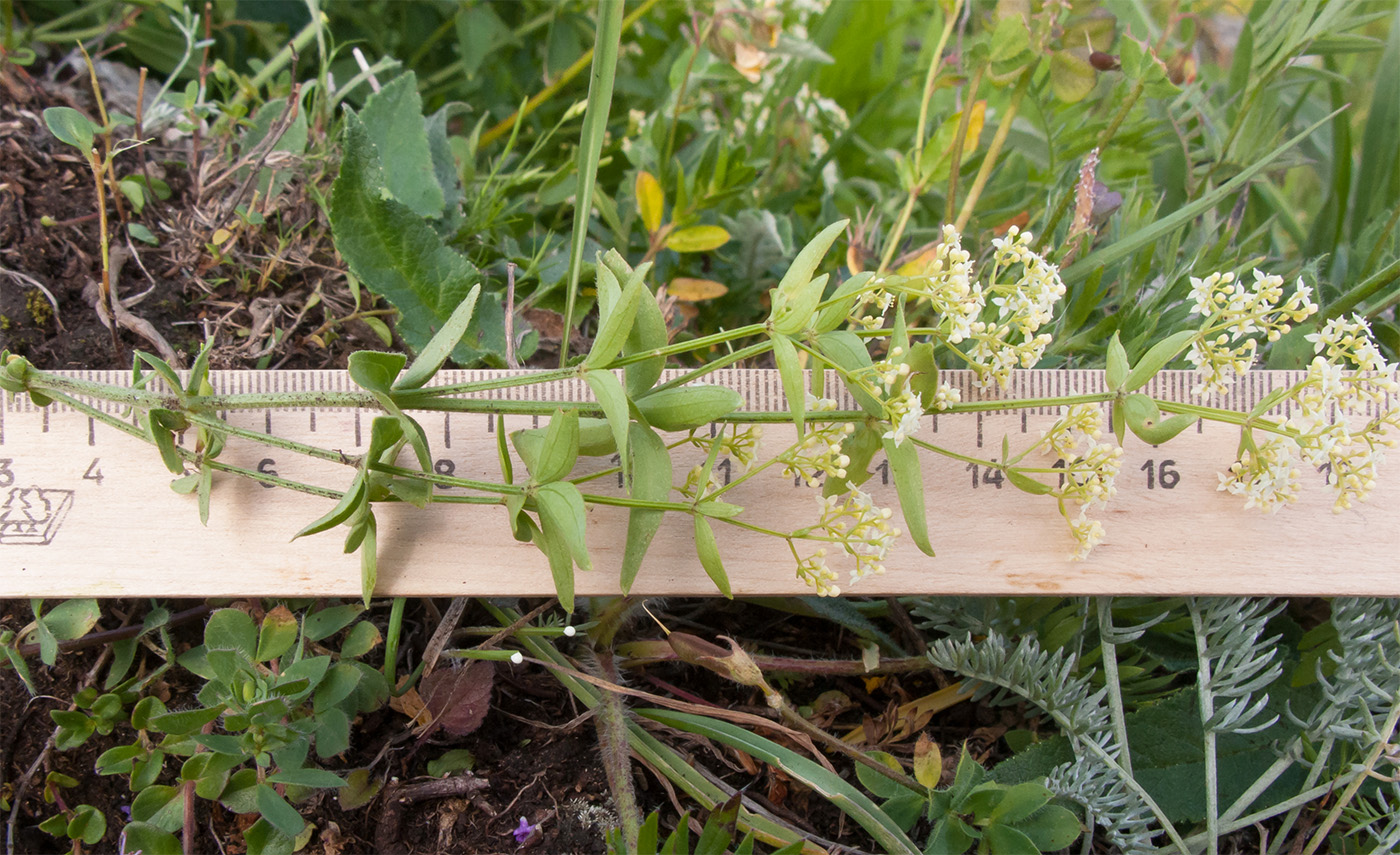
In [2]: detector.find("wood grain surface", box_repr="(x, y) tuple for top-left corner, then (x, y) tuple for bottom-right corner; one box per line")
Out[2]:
(0, 369), (1394, 597)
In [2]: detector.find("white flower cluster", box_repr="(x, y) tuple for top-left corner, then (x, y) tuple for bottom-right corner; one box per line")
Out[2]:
(1041, 402), (1123, 559)
(859, 226), (980, 341)
(1221, 313), (1398, 514)
(780, 394), (854, 487)
(797, 490), (900, 596)
(966, 227), (1066, 389)
(688, 424), (764, 472)
(1186, 269), (1318, 396)
(680, 464), (724, 502)
(1217, 438), (1301, 513)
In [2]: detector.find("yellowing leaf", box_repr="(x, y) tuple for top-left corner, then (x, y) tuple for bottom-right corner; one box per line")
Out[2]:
(211, 228), (233, 246)
(635, 170), (664, 234)
(955, 100), (985, 161)
(896, 246), (941, 276)
(668, 277), (729, 301)
(666, 225), (731, 253)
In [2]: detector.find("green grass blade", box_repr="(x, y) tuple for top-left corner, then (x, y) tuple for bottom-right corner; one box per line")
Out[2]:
(1061, 107), (1343, 287)
(640, 709), (920, 854)
(559, 0), (625, 367)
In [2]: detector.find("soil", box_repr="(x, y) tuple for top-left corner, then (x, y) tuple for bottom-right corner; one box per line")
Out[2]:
(0, 61), (928, 855)
(2, 596), (998, 855)
(0, 64), (383, 375)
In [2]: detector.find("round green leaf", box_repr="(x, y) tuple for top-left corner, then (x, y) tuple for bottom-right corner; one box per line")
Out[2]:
(43, 107), (95, 151)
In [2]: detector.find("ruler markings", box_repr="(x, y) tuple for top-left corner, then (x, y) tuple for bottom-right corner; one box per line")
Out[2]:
(3, 368), (1395, 596)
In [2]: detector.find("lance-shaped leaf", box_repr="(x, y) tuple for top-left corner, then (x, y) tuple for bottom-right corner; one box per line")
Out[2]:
(292, 475), (367, 541)
(348, 351), (432, 470)
(816, 331), (883, 416)
(536, 481), (592, 573)
(1124, 329), (1196, 392)
(666, 225), (730, 253)
(906, 341), (940, 404)
(693, 516), (731, 598)
(814, 271), (874, 334)
(636, 171), (663, 233)
(496, 415), (513, 483)
(639, 709), (920, 855)
(775, 220), (848, 304)
(358, 510), (378, 608)
(635, 385), (742, 432)
(147, 409), (188, 474)
(770, 333), (806, 437)
(587, 258), (645, 368)
(620, 424), (672, 593)
(602, 251), (667, 397)
(771, 273), (828, 337)
(883, 436), (934, 556)
(1006, 468), (1053, 495)
(529, 515), (575, 612)
(586, 370), (630, 482)
(394, 283), (481, 390)
(1105, 332), (1129, 392)
(1123, 393), (1195, 444)
(516, 408), (579, 483)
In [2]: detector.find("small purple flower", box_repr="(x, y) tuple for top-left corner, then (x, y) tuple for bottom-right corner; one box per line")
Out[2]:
(512, 816), (537, 844)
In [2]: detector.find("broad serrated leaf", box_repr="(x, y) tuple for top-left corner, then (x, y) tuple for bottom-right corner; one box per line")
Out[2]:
(358, 72), (444, 218)
(331, 111), (494, 364)
(205, 608), (257, 657)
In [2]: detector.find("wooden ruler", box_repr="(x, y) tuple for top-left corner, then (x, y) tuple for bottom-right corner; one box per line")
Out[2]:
(0, 369), (1395, 598)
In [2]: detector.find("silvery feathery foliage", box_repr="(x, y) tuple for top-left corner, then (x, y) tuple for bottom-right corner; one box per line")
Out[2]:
(923, 630), (1157, 853)
(1189, 598), (1285, 735)
(1297, 598), (1400, 743)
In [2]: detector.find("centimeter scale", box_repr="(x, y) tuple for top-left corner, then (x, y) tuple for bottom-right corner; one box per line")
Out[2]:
(0, 368), (1395, 598)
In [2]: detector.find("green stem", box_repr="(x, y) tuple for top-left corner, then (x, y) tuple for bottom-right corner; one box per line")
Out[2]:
(233, 13), (326, 108)
(1037, 78), (1146, 250)
(953, 69), (1032, 235)
(480, 0), (659, 148)
(1301, 684), (1400, 855)
(383, 597), (406, 686)
(646, 341), (774, 395)
(559, 0), (626, 367)
(1189, 600), (1220, 855)
(1320, 256), (1400, 322)
(607, 323), (768, 367)
(370, 463), (523, 496)
(1096, 599), (1134, 777)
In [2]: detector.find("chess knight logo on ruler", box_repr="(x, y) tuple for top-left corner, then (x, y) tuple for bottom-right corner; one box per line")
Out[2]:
(0, 486), (74, 545)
